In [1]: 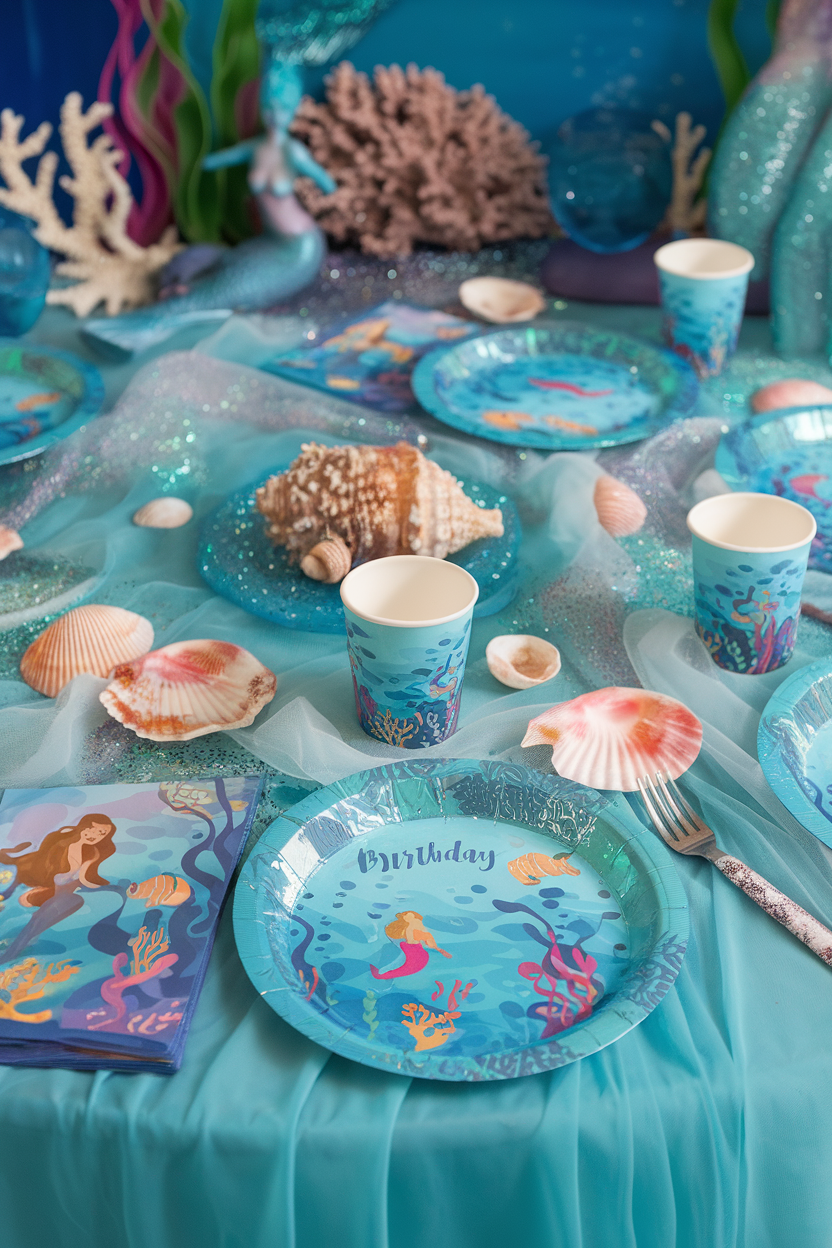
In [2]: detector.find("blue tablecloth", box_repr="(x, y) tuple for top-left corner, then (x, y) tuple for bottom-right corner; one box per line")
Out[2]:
(1, 294), (832, 1248)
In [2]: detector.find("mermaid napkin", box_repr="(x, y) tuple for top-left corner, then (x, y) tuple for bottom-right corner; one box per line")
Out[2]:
(0, 776), (262, 1073)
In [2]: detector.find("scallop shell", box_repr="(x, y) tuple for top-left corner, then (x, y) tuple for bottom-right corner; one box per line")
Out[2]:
(521, 686), (702, 792)
(486, 634), (561, 689)
(256, 442), (504, 574)
(20, 604), (155, 698)
(751, 379), (832, 413)
(133, 497), (193, 528)
(508, 852), (580, 885)
(300, 534), (353, 583)
(0, 526), (23, 560)
(459, 277), (545, 323)
(99, 638), (277, 741)
(127, 874), (191, 907)
(593, 475), (647, 538)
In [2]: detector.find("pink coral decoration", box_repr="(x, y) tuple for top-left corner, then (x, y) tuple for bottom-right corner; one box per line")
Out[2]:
(593, 475), (647, 538)
(292, 62), (551, 257)
(521, 686), (702, 792)
(750, 379), (832, 413)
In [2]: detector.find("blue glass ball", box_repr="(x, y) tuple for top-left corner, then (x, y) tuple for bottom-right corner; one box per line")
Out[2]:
(546, 108), (672, 254)
(0, 209), (50, 336)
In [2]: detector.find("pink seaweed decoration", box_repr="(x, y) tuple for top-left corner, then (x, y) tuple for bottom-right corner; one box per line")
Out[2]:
(89, 948), (178, 1032)
(519, 935), (599, 1039)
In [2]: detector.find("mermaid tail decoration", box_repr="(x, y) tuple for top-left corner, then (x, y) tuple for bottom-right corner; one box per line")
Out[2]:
(370, 941), (430, 980)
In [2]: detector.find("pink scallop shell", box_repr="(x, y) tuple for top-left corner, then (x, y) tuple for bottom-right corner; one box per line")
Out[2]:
(521, 686), (702, 792)
(99, 639), (277, 741)
(593, 475), (647, 538)
(0, 525), (23, 560)
(750, 379), (832, 413)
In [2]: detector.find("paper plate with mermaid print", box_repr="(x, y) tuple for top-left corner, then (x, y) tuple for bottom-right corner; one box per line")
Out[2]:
(758, 658), (832, 847)
(233, 759), (688, 1081)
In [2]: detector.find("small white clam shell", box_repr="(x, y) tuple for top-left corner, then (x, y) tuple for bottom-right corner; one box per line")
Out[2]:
(0, 526), (23, 560)
(486, 634), (562, 689)
(459, 277), (546, 324)
(593, 475), (647, 538)
(21, 604), (155, 698)
(133, 497), (193, 528)
(99, 638), (276, 741)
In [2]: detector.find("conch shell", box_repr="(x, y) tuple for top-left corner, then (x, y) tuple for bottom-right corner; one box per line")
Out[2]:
(508, 852), (580, 885)
(256, 442), (504, 581)
(127, 874), (191, 907)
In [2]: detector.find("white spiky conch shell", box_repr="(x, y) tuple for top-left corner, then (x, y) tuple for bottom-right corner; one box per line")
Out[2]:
(20, 604), (155, 698)
(458, 276), (546, 323)
(521, 686), (702, 792)
(133, 497), (193, 528)
(99, 638), (277, 741)
(485, 634), (561, 689)
(593, 476), (647, 538)
(255, 442), (504, 581)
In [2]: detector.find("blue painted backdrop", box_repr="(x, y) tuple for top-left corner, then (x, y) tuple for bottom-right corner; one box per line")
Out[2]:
(5, 0), (773, 209)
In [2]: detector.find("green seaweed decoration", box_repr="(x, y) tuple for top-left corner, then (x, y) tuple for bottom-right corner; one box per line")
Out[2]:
(132, 0), (261, 243)
(707, 0), (751, 115)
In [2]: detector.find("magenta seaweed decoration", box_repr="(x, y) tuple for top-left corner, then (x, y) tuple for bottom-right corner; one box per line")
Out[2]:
(89, 946), (178, 1032)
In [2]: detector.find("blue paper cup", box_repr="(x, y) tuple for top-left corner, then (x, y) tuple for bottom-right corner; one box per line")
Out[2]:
(340, 556), (479, 748)
(654, 238), (754, 378)
(687, 492), (816, 674)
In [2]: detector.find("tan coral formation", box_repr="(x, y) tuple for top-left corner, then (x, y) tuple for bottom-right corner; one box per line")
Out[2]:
(0, 92), (180, 316)
(256, 441), (504, 578)
(292, 62), (551, 257)
(651, 112), (711, 235)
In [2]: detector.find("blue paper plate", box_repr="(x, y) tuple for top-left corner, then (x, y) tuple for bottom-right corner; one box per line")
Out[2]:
(233, 759), (688, 1081)
(716, 405), (832, 571)
(758, 659), (832, 847)
(198, 468), (521, 633)
(411, 321), (699, 450)
(0, 342), (104, 465)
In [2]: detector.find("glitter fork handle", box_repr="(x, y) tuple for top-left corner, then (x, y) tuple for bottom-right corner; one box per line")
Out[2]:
(716, 855), (832, 967)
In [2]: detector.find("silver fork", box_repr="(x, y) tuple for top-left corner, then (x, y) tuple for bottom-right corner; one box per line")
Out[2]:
(637, 772), (832, 968)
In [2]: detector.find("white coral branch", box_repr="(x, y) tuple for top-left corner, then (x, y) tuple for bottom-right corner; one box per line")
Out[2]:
(653, 111), (711, 235)
(0, 92), (181, 317)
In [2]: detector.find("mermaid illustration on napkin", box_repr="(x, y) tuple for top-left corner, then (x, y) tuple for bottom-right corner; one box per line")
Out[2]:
(370, 911), (452, 981)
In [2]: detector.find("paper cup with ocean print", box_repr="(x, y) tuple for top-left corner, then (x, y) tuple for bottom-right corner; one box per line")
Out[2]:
(654, 238), (754, 378)
(687, 492), (816, 674)
(340, 556), (479, 748)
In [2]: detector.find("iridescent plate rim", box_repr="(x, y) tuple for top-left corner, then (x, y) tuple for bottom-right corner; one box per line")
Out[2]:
(758, 658), (832, 847)
(233, 759), (689, 1082)
(410, 320), (700, 450)
(0, 341), (105, 466)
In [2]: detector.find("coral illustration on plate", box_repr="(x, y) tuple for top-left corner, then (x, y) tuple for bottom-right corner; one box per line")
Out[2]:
(401, 1001), (461, 1052)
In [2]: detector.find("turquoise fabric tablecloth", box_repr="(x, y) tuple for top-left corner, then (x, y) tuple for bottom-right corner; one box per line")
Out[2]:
(1, 296), (832, 1248)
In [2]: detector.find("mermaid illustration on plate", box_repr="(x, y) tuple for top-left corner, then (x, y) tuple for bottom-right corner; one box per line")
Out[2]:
(370, 911), (452, 981)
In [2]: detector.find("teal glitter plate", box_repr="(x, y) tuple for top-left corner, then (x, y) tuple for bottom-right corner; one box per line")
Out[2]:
(411, 321), (699, 450)
(198, 468), (521, 633)
(233, 760), (688, 1081)
(758, 659), (832, 847)
(0, 342), (104, 465)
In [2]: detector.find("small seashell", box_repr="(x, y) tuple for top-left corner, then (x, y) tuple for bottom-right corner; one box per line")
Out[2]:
(458, 276), (546, 324)
(300, 534), (353, 583)
(751, 379), (832, 413)
(99, 638), (277, 741)
(133, 497), (193, 528)
(21, 604), (154, 698)
(0, 526), (23, 561)
(508, 851), (580, 885)
(593, 475), (647, 537)
(486, 634), (561, 689)
(522, 686), (702, 792)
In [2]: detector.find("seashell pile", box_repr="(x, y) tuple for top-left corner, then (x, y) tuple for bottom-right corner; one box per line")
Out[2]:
(486, 634), (561, 689)
(0, 526), (23, 561)
(256, 442), (504, 582)
(20, 604), (154, 698)
(133, 497), (193, 528)
(593, 475), (647, 538)
(99, 638), (276, 741)
(751, 378), (832, 413)
(458, 276), (546, 324)
(522, 686), (702, 792)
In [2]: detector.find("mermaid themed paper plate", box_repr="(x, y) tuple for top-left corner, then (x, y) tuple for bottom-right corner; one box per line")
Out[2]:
(716, 405), (832, 571)
(0, 342), (104, 466)
(410, 322), (699, 450)
(233, 760), (688, 1081)
(758, 659), (832, 847)
(198, 467), (521, 632)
